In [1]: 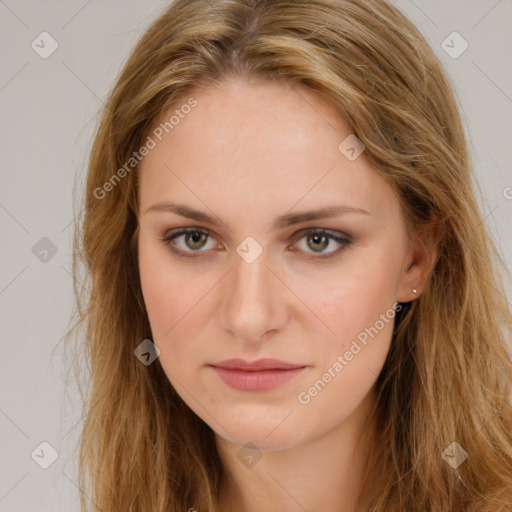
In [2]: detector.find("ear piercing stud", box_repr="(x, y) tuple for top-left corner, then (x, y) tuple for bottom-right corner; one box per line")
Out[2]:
(412, 289), (417, 294)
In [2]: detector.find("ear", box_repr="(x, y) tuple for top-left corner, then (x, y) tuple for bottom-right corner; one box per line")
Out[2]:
(396, 217), (444, 303)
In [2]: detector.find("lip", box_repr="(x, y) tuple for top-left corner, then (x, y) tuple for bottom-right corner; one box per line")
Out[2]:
(210, 358), (305, 371)
(209, 358), (307, 392)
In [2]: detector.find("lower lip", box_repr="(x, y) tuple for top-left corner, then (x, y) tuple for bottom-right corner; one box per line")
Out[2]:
(210, 366), (306, 391)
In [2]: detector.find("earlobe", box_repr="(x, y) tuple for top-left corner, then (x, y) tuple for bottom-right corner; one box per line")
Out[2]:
(397, 287), (420, 304)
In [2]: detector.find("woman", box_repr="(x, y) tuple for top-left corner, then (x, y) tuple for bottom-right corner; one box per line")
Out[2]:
(68, 0), (512, 510)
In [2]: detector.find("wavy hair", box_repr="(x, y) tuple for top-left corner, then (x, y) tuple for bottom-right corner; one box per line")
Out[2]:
(65, 0), (512, 510)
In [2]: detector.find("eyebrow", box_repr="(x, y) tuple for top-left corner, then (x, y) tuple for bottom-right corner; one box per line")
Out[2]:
(144, 200), (371, 230)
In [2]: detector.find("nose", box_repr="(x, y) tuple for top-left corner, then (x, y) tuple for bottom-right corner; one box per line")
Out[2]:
(220, 246), (288, 345)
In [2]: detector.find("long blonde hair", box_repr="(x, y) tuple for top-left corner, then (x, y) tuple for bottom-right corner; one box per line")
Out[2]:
(66, 0), (512, 509)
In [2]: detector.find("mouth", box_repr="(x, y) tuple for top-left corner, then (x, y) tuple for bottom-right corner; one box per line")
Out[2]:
(208, 358), (307, 392)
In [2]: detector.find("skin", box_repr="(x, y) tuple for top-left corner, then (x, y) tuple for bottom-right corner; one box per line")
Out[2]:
(137, 77), (438, 511)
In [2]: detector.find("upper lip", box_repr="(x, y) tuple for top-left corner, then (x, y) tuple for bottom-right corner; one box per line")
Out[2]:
(209, 358), (306, 371)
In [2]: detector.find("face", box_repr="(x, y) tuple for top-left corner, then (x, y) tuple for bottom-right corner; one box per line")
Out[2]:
(137, 77), (418, 451)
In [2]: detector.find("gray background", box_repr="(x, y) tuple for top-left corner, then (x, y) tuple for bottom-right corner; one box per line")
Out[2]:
(0, 1), (511, 510)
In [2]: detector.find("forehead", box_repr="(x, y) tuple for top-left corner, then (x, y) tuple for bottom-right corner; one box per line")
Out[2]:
(137, 77), (398, 221)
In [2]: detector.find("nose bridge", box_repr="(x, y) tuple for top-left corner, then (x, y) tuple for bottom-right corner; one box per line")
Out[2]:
(220, 242), (286, 342)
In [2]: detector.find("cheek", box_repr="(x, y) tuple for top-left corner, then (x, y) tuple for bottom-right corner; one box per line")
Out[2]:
(138, 238), (218, 369)
(138, 238), (190, 340)
(293, 268), (398, 426)
(299, 254), (402, 345)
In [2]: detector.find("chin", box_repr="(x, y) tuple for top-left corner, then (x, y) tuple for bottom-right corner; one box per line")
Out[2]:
(217, 427), (302, 452)
(211, 406), (307, 451)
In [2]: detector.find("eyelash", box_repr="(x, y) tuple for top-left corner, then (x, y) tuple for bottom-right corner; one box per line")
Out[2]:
(159, 227), (352, 260)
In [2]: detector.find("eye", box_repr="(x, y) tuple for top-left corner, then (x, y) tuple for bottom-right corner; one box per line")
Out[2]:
(161, 227), (220, 256)
(290, 229), (351, 259)
(160, 227), (351, 259)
